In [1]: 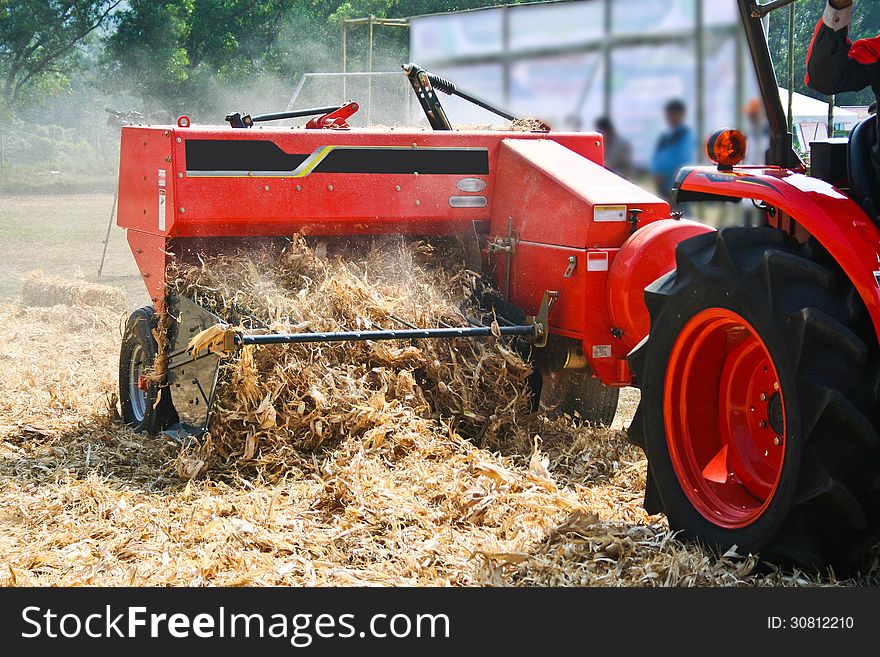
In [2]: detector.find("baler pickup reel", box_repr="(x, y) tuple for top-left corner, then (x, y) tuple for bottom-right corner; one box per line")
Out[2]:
(162, 292), (557, 441)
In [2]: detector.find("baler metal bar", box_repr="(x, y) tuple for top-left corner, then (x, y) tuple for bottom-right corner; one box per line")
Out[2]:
(251, 106), (343, 123)
(441, 84), (518, 123)
(235, 324), (537, 347)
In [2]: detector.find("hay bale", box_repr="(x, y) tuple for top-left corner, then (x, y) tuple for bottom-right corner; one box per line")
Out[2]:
(168, 237), (536, 474)
(21, 271), (126, 310)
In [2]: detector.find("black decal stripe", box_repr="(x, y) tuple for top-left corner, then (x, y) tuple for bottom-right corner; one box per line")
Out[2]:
(185, 140), (489, 175)
(186, 140), (307, 172)
(313, 148), (489, 175)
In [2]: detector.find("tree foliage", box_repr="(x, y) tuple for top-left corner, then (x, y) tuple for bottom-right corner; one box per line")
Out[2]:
(0, 0), (121, 105)
(100, 0), (511, 113)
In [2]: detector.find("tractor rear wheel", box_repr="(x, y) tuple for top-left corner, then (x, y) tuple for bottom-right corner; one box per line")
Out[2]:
(540, 369), (620, 426)
(119, 306), (174, 433)
(628, 227), (880, 569)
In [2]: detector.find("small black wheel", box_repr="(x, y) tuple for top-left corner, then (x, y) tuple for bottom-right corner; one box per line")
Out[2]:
(119, 306), (174, 433)
(540, 369), (620, 426)
(628, 227), (880, 569)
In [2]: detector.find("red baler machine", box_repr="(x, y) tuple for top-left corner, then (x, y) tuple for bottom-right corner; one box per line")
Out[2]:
(117, 64), (709, 441)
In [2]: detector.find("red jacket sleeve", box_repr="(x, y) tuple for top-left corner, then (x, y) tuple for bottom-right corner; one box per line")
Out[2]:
(806, 19), (871, 95)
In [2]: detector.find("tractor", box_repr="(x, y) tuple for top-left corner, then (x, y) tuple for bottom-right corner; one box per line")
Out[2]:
(115, 0), (880, 569)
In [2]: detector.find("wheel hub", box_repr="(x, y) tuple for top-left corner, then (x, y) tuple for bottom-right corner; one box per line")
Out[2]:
(128, 344), (149, 423)
(663, 308), (786, 529)
(767, 392), (784, 436)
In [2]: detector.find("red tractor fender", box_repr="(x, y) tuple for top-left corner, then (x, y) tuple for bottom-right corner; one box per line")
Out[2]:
(677, 166), (880, 339)
(608, 219), (715, 352)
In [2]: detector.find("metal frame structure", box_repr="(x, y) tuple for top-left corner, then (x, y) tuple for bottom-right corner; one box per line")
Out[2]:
(405, 0), (750, 144)
(340, 16), (409, 124)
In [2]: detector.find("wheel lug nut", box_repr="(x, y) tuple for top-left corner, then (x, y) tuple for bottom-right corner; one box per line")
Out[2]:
(750, 406), (755, 412)
(774, 436), (781, 446)
(773, 382), (779, 391)
(760, 393), (768, 401)
(759, 420), (769, 429)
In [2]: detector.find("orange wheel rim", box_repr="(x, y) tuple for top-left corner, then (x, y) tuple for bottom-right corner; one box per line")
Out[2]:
(663, 308), (786, 529)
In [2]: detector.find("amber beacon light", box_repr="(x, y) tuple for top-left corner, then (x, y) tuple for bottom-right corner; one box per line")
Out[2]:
(707, 129), (747, 170)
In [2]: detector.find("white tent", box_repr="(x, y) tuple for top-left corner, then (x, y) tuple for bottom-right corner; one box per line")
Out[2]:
(777, 88), (860, 126)
(778, 88), (861, 148)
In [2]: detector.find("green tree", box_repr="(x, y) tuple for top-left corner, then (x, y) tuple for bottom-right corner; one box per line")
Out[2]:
(98, 0), (511, 115)
(0, 0), (121, 105)
(103, 0), (304, 111)
(768, 0), (880, 106)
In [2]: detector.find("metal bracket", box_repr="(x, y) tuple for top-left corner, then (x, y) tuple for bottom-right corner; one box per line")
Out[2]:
(306, 101), (360, 129)
(164, 294), (227, 438)
(563, 256), (577, 279)
(402, 63), (453, 131)
(224, 112), (253, 128)
(532, 290), (559, 349)
(488, 217), (518, 297)
(627, 208), (643, 235)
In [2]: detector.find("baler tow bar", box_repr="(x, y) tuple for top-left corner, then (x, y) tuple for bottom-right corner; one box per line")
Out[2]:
(200, 289), (555, 353)
(162, 291), (558, 440)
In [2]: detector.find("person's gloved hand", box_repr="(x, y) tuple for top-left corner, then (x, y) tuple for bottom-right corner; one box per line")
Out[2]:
(829, 0), (853, 9)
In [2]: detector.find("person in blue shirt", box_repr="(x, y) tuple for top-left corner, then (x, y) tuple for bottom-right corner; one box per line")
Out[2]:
(651, 99), (696, 204)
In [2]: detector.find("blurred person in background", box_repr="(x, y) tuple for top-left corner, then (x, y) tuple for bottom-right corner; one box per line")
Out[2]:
(651, 99), (695, 204)
(744, 98), (770, 166)
(743, 98), (771, 226)
(807, 0), (879, 184)
(596, 116), (633, 179)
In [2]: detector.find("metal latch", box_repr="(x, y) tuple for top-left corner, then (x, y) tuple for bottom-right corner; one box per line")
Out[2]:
(532, 290), (559, 349)
(488, 218), (519, 297)
(627, 208), (643, 235)
(563, 256), (577, 278)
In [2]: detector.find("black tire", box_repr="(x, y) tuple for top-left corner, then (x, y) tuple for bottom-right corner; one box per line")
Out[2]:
(119, 306), (175, 433)
(540, 369), (620, 426)
(628, 227), (880, 569)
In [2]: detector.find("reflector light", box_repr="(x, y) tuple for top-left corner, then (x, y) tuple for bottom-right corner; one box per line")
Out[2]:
(707, 128), (747, 170)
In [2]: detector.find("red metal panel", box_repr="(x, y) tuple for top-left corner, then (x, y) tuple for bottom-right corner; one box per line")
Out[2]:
(507, 241), (586, 337)
(117, 127), (176, 235)
(163, 127), (604, 238)
(490, 139), (670, 249)
(607, 219), (715, 351)
(117, 126), (606, 240)
(127, 230), (168, 310)
(507, 242), (631, 386)
(679, 166), (880, 341)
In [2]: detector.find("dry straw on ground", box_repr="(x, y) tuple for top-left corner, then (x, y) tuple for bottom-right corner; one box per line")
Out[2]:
(0, 249), (878, 586)
(21, 270), (127, 310)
